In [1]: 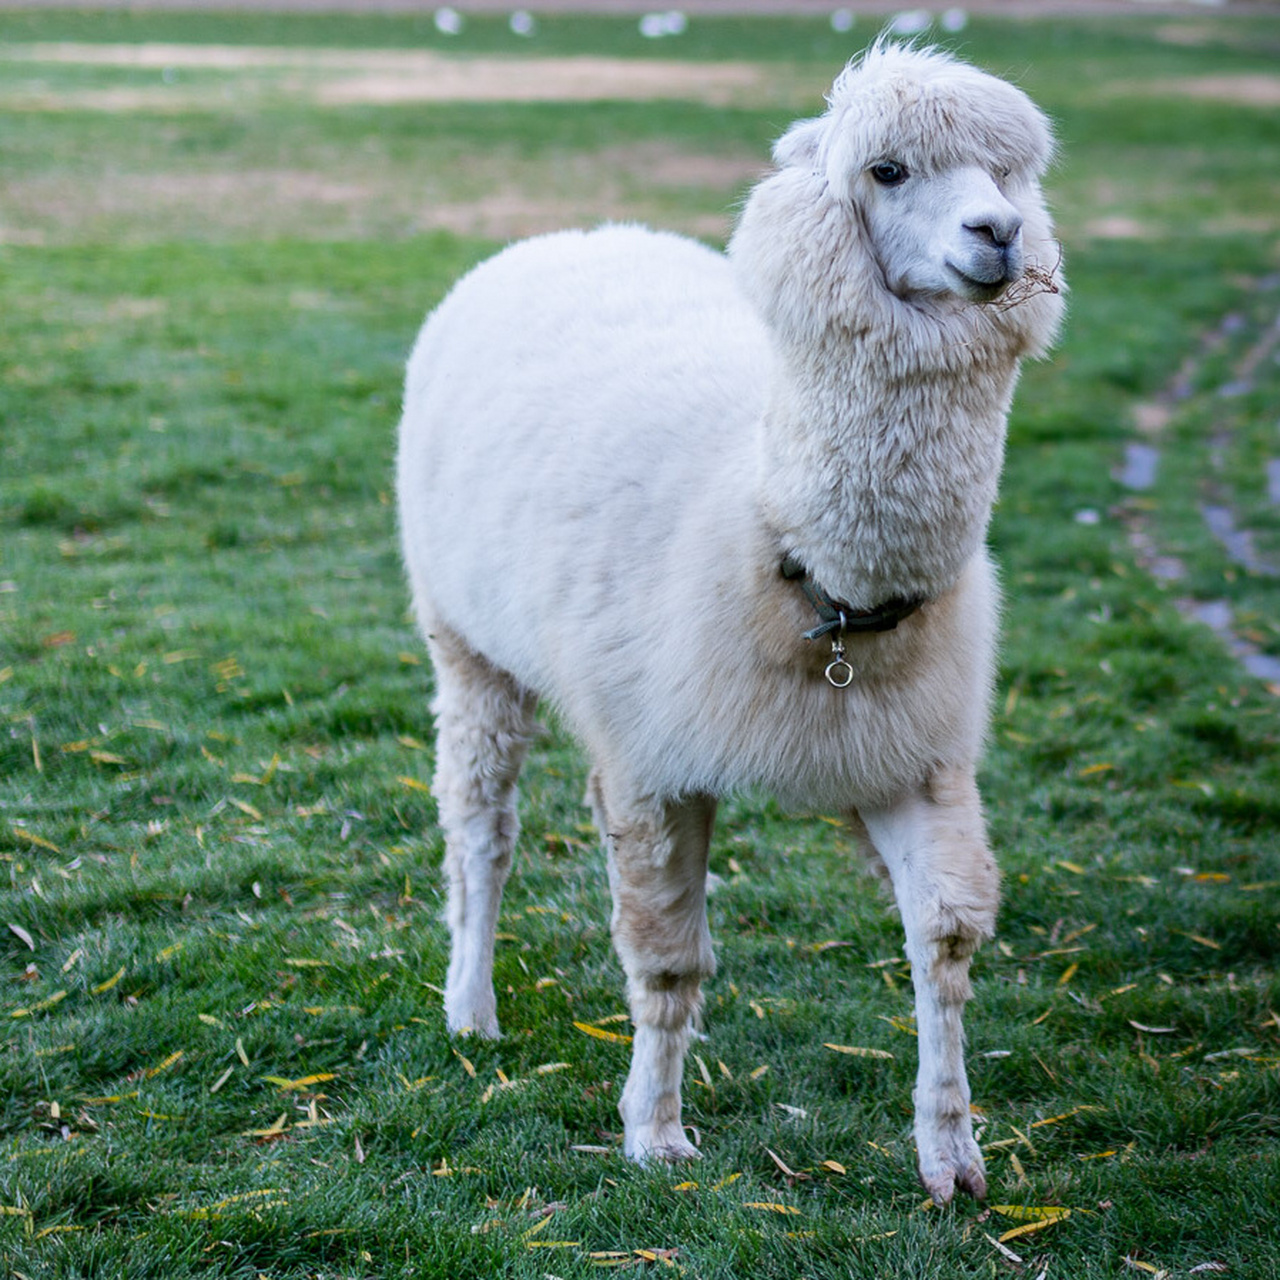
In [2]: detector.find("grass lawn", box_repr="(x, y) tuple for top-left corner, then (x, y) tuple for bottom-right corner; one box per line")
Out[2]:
(2, 8), (1278, 1278)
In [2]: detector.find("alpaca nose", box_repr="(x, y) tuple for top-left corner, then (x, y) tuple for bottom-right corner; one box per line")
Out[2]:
(965, 210), (1023, 250)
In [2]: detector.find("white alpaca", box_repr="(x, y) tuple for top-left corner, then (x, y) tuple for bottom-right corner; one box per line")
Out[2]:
(397, 43), (1064, 1203)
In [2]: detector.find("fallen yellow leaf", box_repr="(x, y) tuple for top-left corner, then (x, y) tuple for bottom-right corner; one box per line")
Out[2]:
(242, 1113), (289, 1138)
(1173, 930), (1221, 950)
(1124, 1260), (1166, 1277)
(12, 827), (60, 853)
(1000, 1216), (1066, 1243)
(261, 1072), (336, 1091)
(824, 1043), (893, 1059)
(11, 989), (67, 1017)
(573, 1021), (633, 1044)
(1030, 1105), (1102, 1128)
(145, 1050), (184, 1078)
(992, 1204), (1071, 1222)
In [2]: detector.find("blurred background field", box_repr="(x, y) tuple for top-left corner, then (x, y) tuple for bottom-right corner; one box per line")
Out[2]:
(1, 4), (1278, 1277)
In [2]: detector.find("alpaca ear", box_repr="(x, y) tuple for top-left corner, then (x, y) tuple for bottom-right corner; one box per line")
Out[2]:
(772, 117), (827, 172)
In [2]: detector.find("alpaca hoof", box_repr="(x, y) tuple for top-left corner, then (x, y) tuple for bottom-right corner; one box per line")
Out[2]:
(919, 1157), (986, 1205)
(625, 1127), (701, 1164)
(917, 1122), (987, 1204)
(444, 997), (501, 1040)
(450, 1020), (500, 1039)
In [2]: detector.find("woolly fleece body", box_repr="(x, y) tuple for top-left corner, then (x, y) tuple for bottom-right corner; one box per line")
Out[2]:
(398, 42), (1065, 1203)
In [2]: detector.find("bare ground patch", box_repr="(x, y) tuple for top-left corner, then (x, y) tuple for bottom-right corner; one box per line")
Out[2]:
(1172, 73), (1280, 107)
(0, 41), (782, 110)
(1080, 215), (1158, 240)
(1118, 71), (1280, 108)
(1, 170), (381, 244)
(0, 41), (780, 242)
(315, 55), (767, 107)
(0, 140), (763, 244)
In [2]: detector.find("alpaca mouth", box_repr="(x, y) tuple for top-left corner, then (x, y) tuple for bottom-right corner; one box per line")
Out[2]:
(945, 261), (1017, 302)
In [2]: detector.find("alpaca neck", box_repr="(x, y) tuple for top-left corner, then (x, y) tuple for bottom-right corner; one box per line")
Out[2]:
(758, 320), (1019, 611)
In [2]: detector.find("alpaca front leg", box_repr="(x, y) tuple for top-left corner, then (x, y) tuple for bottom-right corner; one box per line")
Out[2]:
(860, 769), (999, 1203)
(594, 779), (717, 1162)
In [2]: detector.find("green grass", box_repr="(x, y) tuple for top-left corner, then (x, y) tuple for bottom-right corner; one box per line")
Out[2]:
(2, 9), (1279, 1278)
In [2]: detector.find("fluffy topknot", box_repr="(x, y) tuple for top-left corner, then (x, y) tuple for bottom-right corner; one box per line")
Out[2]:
(775, 42), (1054, 194)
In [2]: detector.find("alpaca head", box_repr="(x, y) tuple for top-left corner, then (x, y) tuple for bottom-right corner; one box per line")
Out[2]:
(730, 43), (1063, 349)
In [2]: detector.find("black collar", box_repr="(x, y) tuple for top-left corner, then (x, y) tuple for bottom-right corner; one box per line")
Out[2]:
(780, 554), (924, 641)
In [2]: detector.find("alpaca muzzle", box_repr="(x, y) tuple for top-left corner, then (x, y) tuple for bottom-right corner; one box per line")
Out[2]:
(950, 197), (1025, 297)
(946, 232), (1025, 300)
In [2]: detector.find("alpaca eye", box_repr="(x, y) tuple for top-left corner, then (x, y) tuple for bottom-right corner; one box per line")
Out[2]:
(870, 160), (908, 186)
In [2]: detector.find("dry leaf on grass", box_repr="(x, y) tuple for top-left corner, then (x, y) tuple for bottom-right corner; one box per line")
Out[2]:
(260, 1072), (337, 1091)
(1124, 1259), (1170, 1279)
(983, 1232), (1024, 1264)
(824, 1043), (893, 1059)
(1030, 1104), (1103, 1128)
(7, 923), (35, 950)
(574, 1021), (633, 1044)
(12, 826), (60, 853)
(992, 1204), (1072, 1243)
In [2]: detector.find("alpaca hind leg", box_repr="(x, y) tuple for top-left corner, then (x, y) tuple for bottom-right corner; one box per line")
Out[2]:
(859, 767), (999, 1203)
(591, 772), (717, 1162)
(429, 625), (537, 1039)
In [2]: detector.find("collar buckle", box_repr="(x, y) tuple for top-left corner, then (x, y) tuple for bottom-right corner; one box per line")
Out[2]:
(781, 554), (925, 644)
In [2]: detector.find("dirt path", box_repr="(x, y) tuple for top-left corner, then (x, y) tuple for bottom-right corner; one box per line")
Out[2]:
(1116, 282), (1280, 690)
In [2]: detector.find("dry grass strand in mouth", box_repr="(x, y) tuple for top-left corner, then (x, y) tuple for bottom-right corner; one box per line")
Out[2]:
(982, 241), (1065, 313)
